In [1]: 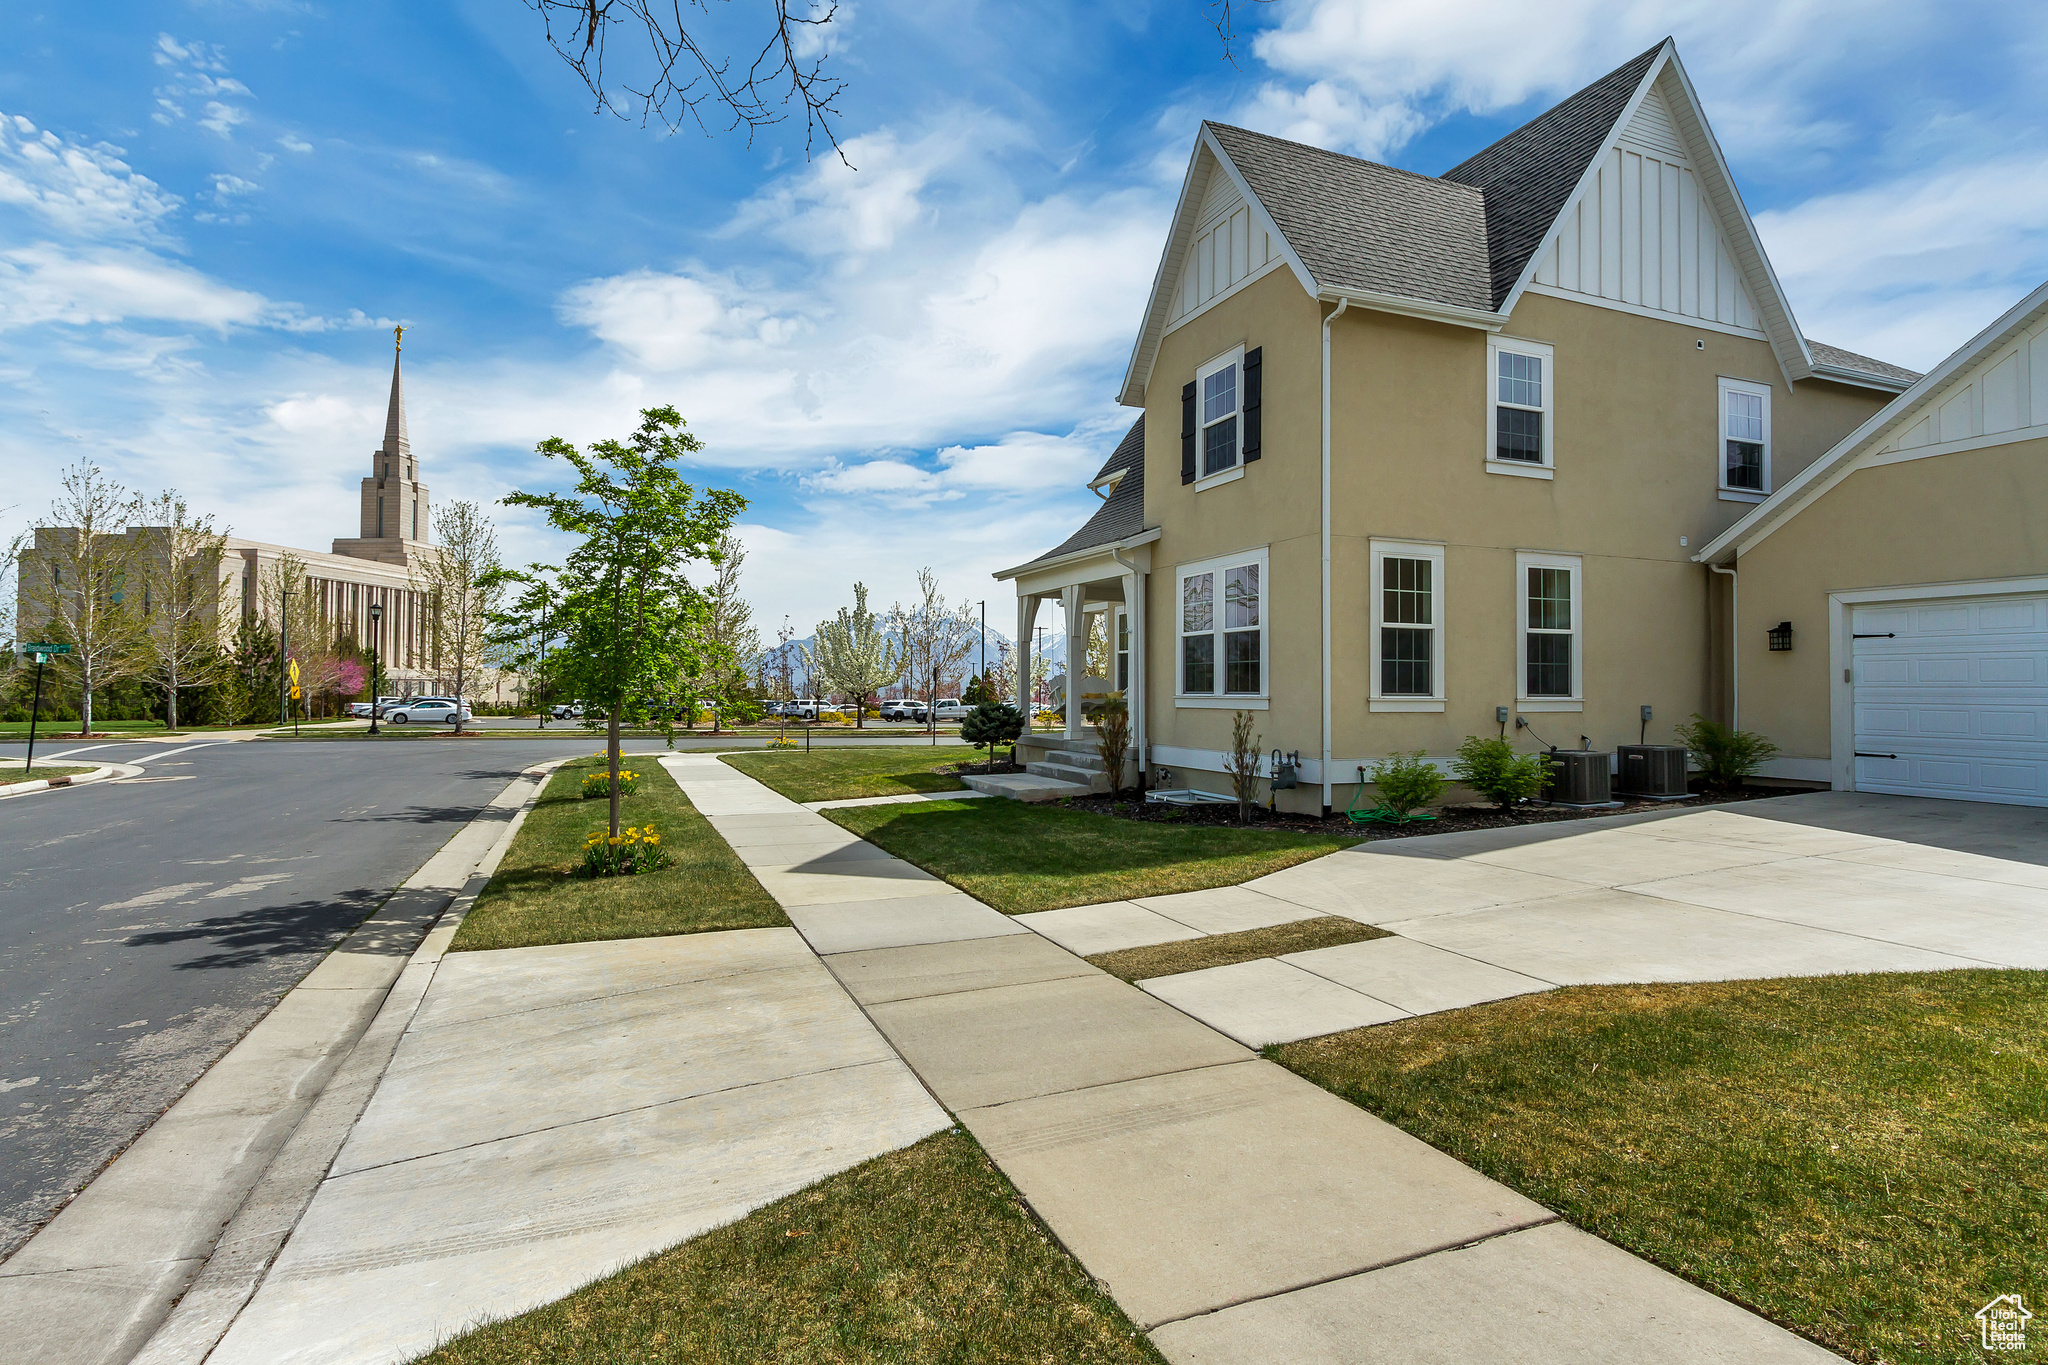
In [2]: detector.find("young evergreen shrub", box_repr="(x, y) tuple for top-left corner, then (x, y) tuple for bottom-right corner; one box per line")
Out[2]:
(1370, 750), (1447, 816)
(961, 700), (1023, 769)
(1674, 714), (1781, 788)
(1450, 736), (1554, 809)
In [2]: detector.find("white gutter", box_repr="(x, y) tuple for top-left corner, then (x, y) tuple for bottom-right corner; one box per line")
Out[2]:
(1318, 288), (1503, 334)
(1710, 563), (1737, 729)
(1320, 297), (1350, 814)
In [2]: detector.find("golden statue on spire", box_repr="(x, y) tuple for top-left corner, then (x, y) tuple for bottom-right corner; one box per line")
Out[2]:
(394, 324), (405, 353)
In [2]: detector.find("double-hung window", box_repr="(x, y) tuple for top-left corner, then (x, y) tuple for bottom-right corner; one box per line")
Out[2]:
(1197, 348), (1241, 479)
(1486, 337), (1554, 478)
(1369, 540), (1446, 711)
(1718, 377), (1771, 498)
(1516, 552), (1582, 708)
(1177, 548), (1267, 704)
(1115, 608), (1130, 692)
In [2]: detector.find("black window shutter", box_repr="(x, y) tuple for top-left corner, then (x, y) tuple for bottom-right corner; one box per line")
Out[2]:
(1242, 347), (1263, 463)
(1180, 381), (1197, 484)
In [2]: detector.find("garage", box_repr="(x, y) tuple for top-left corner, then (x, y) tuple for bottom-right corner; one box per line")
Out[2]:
(1851, 593), (2048, 806)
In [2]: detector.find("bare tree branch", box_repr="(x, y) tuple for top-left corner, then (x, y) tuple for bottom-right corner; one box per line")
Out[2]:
(1206, 0), (1278, 70)
(527, 0), (851, 163)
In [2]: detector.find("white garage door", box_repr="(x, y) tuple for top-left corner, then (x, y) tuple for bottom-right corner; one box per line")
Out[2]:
(1852, 594), (2048, 806)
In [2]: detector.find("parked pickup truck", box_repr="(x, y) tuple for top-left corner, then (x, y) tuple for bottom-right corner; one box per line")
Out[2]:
(929, 698), (971, 721)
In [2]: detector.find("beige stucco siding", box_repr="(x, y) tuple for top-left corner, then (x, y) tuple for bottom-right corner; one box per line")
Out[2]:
(1138, 271), (1891, 804)
(1734, 436), (2048, 761)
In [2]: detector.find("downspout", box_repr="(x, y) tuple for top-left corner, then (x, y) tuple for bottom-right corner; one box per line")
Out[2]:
(1112, 544), (1145, 788)
(1710, 563), (1737, 730)
(1320, 298), (1350, 816)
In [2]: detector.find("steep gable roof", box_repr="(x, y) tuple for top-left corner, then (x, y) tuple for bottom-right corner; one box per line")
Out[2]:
(1441, 45), (1663, 310)
(1207, 124), (1491, 312)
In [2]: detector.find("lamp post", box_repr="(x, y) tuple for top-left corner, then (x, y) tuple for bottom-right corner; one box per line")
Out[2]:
(367, 601), (383, 735)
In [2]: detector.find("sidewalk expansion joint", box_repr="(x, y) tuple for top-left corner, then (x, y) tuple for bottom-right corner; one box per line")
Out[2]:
(325, 1055), (907, 1183)
(400, 954), (821, 1030)
(1138, 1214), (1564, 1332)
(951, 1057), (1258, 1115)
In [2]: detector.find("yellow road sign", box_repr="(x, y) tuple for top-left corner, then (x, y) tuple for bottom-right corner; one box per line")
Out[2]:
(290, 685), (303, 699)
(288, 659), (301, 685)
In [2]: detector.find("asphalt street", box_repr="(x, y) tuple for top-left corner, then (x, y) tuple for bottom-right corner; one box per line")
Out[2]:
(0, 728), (971, 1258)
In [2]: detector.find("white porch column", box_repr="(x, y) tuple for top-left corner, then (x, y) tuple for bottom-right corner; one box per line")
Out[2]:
(1016, 593), (1037, 721)
(1123, 566), (1145, 784)
(1063, 584), (1084, 740)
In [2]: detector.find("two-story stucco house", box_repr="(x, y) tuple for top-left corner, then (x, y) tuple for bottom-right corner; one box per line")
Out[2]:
(992, 39), (2047, 813)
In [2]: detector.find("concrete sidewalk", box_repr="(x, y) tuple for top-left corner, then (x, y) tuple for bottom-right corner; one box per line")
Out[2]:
(663, 754), (1841, 1364)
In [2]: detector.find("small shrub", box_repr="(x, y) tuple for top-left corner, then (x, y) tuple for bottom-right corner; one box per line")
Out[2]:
(1451, 736), (1553, 810)
(580, 768), (641, 800)
(1370, 750), (1447, 816)
(1675, 714), (1780, 788)
(1094, 693), (1131, 795)
(580, 823), (672, 877)
(1222, 710), (1263, 824)
(961, 700), (1024, 769)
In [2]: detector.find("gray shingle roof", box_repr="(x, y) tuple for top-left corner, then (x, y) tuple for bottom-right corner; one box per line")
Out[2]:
(1441, 44), (1665, 309)
(1205, 124), (1492, 313)
(1023, 418), (1146, 566)
(1806, 339), (1921, 386)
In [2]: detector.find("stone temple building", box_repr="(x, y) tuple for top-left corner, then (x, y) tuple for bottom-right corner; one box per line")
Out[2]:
(18, 332), (502, 701)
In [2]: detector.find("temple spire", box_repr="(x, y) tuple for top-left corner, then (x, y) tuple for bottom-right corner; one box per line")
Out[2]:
(381, 325), (410, 458)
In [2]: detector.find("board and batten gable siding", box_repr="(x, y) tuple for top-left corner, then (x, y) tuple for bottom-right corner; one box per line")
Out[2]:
(1868, 314), (2048, 460)
(1527, 82), (1763, 337)
(1167, 162), (1286, 327)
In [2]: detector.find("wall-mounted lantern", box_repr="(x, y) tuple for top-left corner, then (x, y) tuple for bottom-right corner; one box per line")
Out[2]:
(1767, 621), (1794, 652)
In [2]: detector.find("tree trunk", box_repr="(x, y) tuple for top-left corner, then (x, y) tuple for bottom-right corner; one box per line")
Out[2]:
(81, 659), (94, 736)
(167, 657), (180, 732)
(608, 702), (622, 839)
(452, 662), (465, 736)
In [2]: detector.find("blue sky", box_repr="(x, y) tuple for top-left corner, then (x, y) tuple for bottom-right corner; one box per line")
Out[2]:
(4, 1), (2045, 637)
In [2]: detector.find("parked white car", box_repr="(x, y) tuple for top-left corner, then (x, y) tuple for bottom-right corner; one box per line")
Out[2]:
(930, 698), (971, 721)
(346, 702), (375, 718)
(788, 698), (829, 720)
(880, 698), (928, 722)
(385, 699), (473, 725)
(550, 703), (583, 719)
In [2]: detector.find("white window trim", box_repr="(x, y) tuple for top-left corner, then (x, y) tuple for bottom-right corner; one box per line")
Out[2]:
(1718, 376), (1773, 497)
(1196, 345), (1245, 481)
(1369, 539), (1447, 713)
(1175, 545), (1269, 704)
(1486, 336), (1555, 477)
(1515, 550), (1583, 707)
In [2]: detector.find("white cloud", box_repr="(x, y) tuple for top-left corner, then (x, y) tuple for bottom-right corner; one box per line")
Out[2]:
(1757, 157), (2048, 369)
(152, 34), (256, 138)
(278, 133), (313, 153)
(0, 113), (181, 241)
(0, 245), (270, 331)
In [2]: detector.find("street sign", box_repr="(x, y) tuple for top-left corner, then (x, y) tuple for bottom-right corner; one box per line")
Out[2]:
(290, 686), (303, 699)
(21, 643), (70, 656)
(288, 659), (301, 685)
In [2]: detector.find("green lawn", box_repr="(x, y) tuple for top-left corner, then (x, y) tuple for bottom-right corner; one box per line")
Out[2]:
(0, 719), (216, 738)
(411, 1129), (1165, 1365)
(1271, 970), (2048, 1365)
(824, 798), (1355, 914)
(1088, 917), (1387, 983)
(3, 764), (98, 784)
(722, 745), (970, 804)
(451, 755), (786, 951)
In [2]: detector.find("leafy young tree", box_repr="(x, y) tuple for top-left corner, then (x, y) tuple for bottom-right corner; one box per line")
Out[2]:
(685, 532), (758, 731)
(410, 498), (504, 736)
(21, 460), (144, 735)
(802, 581), (901, 729)
(890, 567), (975, 735)
(504, 405), (744, 838)
(481, 564), (562, 720)
(131, 491), (229, 733)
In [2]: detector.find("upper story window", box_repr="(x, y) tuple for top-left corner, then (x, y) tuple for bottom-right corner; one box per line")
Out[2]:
(1178, 548), (1266, 700)
(1486, 337), (1554, 479)
(1517, 551), (1582, 704)
(1370, 540), (1446, 712)
(1199, 349), (1240, 476)
(1719, 377), (1772, 499)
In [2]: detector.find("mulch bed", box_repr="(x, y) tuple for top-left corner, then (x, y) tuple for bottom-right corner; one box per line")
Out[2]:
(1064, 784), (1805, 837)
(945, 759), (1025, 777)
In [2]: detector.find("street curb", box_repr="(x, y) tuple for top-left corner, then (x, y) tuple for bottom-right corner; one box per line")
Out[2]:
(0, 757), (570, 1365)
(124, 755), (577, 1365)
(0, 763), (121, 799)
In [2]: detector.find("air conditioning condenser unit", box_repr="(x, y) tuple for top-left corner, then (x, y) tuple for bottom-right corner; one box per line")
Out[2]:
(1544, 750), (1615, 807)
(1615, 744), (1691, 800)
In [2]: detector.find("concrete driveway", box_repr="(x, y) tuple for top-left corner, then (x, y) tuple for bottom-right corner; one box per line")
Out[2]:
(1039, 792), (2048, 1048)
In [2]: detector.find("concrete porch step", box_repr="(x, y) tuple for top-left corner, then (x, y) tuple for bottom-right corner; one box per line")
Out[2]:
(961, 772), (1095, 802)
(1022, 747), (1106, 772)
(1025, 760), (1111, 793)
